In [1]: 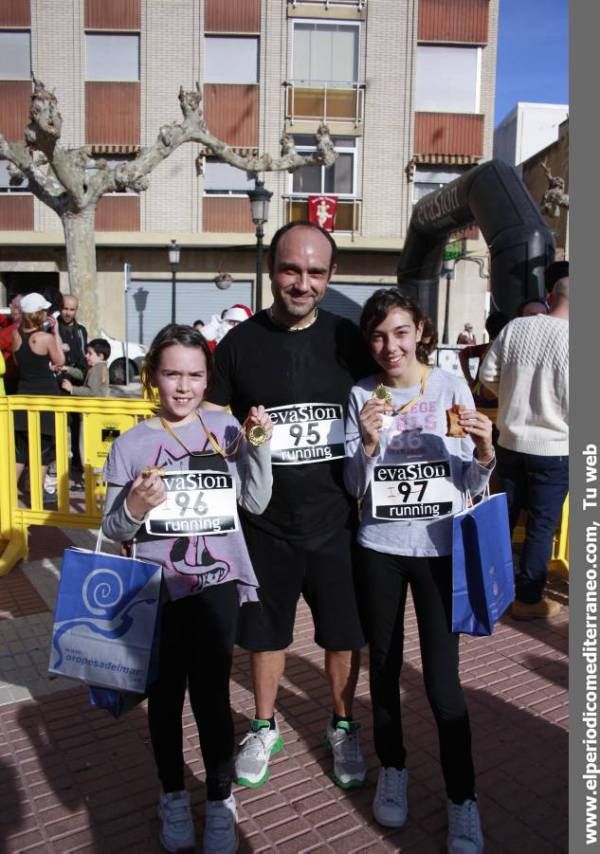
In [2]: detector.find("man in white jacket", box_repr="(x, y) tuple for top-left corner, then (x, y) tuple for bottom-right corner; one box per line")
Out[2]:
(480, 272), (569, 619)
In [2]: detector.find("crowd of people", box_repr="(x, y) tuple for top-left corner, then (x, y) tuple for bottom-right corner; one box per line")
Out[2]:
(0, 291), (253, 492)
(1, 225), (568, 854)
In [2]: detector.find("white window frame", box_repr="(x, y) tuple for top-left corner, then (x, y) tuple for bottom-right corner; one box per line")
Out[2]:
(85, 32), (140, 82)
(85, 155), (139, 195)
(411, 166), (467, 205)
(203, 158), (256, 197)
(415, 44), (481, 114)
(0, 157), (30, 193)
(204, 35), (260, 85)
(0, 30), (31, 80)
(290, 19), (360, 88)
(289, 136), (358, 198)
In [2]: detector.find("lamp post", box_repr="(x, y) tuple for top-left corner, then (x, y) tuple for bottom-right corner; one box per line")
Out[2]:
(168, 239), (181, 324)
(441, 257), (456, 345)
(247, 179), (273, 312)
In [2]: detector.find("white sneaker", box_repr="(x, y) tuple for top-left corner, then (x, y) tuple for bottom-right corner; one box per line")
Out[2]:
(204, 794), (238, 854)
(372, 767), (408, 828)
(157, 790), (195, 853)
(235, 719), (284, 788)
(447, 799), (484, 854)
(324, 720), (367, 789)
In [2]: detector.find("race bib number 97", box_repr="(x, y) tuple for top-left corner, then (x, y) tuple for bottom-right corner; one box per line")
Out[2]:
(371, 460), (455, 520)
(145, 470), (238, 536)
(267, 402), (346, 465)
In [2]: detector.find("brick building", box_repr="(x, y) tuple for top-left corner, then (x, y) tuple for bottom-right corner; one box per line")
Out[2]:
(0, 0), (498, 342)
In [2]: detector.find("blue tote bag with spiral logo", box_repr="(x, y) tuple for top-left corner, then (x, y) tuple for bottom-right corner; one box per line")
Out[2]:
(49, 541), (162, 693)
(452, 492), (515, 636)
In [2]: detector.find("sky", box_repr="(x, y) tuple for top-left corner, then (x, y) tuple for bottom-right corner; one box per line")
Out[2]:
(494, 0), (569, 126)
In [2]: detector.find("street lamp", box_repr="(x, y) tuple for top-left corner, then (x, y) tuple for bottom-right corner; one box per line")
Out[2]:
(168, 239), (181, 324)
(441, 257), (456, 345)
(247, 179), (273, 312)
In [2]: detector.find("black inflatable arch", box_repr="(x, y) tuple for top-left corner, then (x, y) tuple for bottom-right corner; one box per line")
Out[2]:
(397, 158), (555, 321)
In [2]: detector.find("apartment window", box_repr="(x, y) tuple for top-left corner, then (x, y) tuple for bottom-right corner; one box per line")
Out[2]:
(291, 135), (356, 196)
(293, 22), (359, 86)
(204, 158), (256, 195)
(86, 33), (140, 81)
(204, 37), (259, 84)
(415, 46), (480, 113)
(0, 31), (31, 79)
(0, 158), (28, 192)
(412, 166), (466, 203)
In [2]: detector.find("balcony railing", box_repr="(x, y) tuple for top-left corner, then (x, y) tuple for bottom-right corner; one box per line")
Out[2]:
(288, 0), (366, 9)
(283, 195), (362, 234)
(285, 81), (365, 127)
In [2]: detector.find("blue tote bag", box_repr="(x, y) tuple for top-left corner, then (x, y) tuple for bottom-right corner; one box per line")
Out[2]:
(49, 534), (162, 693)
(452, 492), (515, 636)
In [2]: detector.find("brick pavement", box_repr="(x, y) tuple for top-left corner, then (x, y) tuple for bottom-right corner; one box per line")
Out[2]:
(0, 525), (568, 853)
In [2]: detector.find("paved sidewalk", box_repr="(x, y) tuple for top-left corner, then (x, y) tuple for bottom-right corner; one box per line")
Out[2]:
(1, 526), (568, 852)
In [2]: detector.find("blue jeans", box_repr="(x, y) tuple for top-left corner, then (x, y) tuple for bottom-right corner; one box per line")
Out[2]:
(496, 447), (569, 604)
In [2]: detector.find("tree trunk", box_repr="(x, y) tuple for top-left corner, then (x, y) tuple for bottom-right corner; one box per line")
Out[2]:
(61, 206), (99, 335)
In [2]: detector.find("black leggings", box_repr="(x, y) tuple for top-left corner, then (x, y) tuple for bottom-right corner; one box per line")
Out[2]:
(356, 546), (475, 803)
(147, 582), (239, 801)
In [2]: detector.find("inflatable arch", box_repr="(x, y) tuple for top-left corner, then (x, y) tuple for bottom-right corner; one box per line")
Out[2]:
(397, 158), (555, 321)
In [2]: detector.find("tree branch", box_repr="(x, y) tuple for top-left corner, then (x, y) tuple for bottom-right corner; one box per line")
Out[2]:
(114, 83), (337, 191)
(0, 135), (64, 210)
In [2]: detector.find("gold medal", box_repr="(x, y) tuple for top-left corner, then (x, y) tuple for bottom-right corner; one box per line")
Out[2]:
(246, 424), (268, 447)
(372, 383), (393, 406)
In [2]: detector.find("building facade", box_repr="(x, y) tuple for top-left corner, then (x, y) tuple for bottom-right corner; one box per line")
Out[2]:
(493, 101), (569, 168)
(0, 0), (498, 343)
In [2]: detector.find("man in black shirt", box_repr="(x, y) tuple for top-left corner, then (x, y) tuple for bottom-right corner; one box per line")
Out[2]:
(58, 294), (88, 384)
(57, 294), (88, 471)
(205, 222), (372, 791)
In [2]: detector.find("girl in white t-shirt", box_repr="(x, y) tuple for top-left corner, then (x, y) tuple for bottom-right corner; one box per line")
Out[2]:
(344, 290), (494, 854)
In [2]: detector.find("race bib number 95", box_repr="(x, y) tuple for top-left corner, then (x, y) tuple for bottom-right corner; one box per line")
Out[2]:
(267, 402), (346, 465)
(145, 470), (238, 536)
(371, 460), (455, 520)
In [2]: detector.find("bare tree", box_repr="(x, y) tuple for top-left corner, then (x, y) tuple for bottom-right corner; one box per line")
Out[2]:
(0, 78), (336, 330)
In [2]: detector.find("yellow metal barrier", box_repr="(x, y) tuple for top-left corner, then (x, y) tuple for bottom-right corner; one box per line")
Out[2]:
(0, 394), (154, 575)
(0, 394), (570, 577)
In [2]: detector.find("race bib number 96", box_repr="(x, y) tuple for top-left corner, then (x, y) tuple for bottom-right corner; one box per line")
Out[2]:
(267, 402), (346, 465)
(371, 460), (455, 520)
(145, 470), (238, 536)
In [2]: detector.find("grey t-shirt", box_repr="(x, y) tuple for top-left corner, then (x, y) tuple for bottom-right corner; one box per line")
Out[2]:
(102, 411), (272, 604)
(344, 368), (493, 557)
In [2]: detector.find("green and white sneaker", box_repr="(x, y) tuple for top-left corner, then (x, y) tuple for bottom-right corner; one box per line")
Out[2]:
(324, 720), (367, 789)
(235, 719), (284, 788)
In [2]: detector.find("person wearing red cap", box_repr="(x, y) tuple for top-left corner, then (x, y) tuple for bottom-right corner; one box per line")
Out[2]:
(222, 304), (253, 326)
(201, 305), (253, 352)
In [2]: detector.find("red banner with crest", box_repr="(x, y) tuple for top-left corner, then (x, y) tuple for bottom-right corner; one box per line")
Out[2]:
(307, 195), (338, 231)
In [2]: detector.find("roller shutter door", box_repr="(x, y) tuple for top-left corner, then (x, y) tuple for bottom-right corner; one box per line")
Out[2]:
(127, 279), (253, 346)
(321, 282), (385, 324)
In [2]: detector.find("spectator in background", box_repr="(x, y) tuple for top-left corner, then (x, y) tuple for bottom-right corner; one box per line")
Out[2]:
(57, 294), (88, 469)
(416, 316), (438, 365)
(518, 297), (548, 318)
(480, 277), (569, 620)
(0, 294), (23, 393)
(193, 319), (205, 331)
(201, 304), (253, 352)
(11, 293), (65, 497)
(458, 311), (509, 411)
(57, 294), (88, 384)
(61, 338), (111, 398)
(456, 322), (476, 345)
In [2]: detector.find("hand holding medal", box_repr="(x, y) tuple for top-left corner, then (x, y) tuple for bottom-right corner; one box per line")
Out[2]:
(244, 405), (273, 448)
